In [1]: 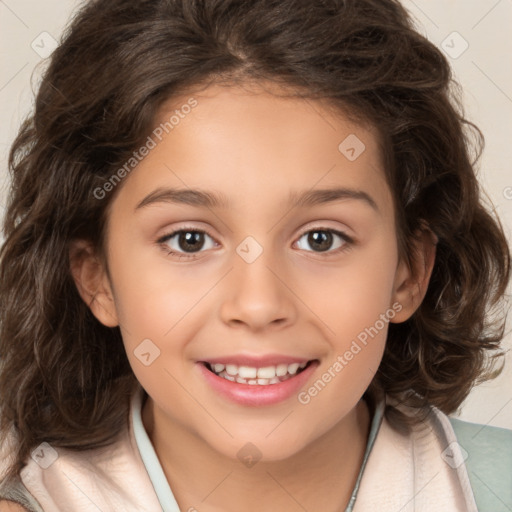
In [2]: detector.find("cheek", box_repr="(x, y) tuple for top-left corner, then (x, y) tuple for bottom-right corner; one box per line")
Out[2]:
(296, 253), (396, 426)
(107, 234), (198, 332)
(103, 240), (172, 367)
(301, 232), (399, 335)
(106, 239), (222, 394)
(302, 234), (398, 396)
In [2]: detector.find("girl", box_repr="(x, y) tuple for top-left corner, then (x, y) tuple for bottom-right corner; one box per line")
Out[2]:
(0, 0), (511, 510)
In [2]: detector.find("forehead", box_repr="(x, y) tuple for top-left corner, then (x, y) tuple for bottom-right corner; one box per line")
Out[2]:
(156, 81), (380, 153)
(112, 81), (393, 220)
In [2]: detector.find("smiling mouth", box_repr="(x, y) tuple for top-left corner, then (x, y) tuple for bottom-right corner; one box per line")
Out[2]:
(202, 360), (316, 386)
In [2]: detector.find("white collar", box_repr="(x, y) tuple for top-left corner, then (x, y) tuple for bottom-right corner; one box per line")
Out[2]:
(18, 385), (477, 511)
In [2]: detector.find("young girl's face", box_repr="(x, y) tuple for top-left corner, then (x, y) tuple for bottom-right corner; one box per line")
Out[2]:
(88, 81), (427, 460)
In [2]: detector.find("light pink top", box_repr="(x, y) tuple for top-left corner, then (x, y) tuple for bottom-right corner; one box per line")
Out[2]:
(1, 386), (478, 511)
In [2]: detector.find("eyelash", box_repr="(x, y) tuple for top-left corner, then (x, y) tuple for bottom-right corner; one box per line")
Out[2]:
(157, 225), (355, 260)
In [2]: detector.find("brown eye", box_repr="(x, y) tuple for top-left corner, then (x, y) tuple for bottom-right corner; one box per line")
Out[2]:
(158, 228), (217, 258)
(295, 228), (352, 253)
(176, 231), (206, 252)
(307, 231), (333, 252)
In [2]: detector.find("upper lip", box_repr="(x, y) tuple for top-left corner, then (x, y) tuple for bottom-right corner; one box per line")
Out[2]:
(199, 354), (316, 368)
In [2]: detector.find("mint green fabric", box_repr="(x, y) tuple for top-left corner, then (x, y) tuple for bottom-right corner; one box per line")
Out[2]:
(344, 393), (386, 511)
(449, 417), (512, 512)
(131, 391), (178, 511)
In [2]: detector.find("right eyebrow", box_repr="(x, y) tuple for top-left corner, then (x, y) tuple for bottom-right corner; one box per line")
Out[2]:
(135, 187), (230, 211)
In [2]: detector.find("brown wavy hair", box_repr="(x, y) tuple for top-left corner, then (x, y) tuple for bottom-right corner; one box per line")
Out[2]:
(1, 0), (510, 482)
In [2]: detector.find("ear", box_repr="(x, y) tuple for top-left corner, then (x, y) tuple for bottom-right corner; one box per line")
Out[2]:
(390, 225), (437, 323)
(69, 239), (119, 327)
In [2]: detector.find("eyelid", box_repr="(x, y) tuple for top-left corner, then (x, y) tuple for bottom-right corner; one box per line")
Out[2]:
(156, 224), (219, 246)
(296, 222), (354, 242)
(156, 222), (355, 258)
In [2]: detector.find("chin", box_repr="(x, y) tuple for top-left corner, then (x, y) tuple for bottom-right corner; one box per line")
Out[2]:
(207, 433), (310, 465)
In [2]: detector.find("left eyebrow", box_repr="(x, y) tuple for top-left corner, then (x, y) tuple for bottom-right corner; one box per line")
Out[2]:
(288, 187), (379, 213)
(134, 186), (379, 213)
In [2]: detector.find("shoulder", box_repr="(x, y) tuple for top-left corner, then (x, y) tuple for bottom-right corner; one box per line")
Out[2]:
(387, 397), (511, 511)
(449, 417), (512, 512)
(0, 434), (42, 512)
(448, 416), (512, 465)
(0, 458), (43, 512)
(0, 440), (28, 512)
(449, 416), (512, 450)
(0, 476), (42, 512)
(0, 501), (28, 512)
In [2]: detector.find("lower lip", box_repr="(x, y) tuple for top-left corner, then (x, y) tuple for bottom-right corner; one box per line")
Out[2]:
(197, 361), (319, 406)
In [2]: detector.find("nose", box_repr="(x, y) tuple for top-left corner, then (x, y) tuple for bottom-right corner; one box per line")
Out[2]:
(219, 246), (298, 332)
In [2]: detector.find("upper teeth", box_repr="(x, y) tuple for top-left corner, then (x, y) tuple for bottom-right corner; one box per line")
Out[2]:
(211, 362), (308, 379)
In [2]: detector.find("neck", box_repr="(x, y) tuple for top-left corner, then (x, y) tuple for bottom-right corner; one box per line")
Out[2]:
(142, 396), (371, 512)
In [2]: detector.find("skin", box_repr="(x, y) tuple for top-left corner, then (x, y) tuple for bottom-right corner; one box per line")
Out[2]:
(0, 502), (27, 512)
(71, 81), (436, 512)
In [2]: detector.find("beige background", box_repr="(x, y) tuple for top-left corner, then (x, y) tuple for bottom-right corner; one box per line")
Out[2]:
(1, 0), (511, 428)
